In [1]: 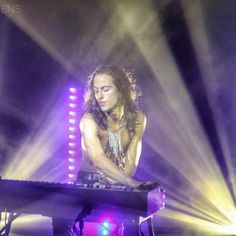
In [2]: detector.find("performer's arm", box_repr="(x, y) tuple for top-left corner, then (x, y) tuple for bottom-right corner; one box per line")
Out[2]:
(123, 111), (146, 176)
(80, 114), (142, 187)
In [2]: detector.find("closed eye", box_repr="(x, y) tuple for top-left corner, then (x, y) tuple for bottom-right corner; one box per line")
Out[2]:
(93, 86), (112, 93)
(102, 86), (111, 92)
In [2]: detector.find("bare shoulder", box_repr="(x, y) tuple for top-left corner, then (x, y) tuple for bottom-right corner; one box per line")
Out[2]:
(79, 113), (99, 134)
(136, 110), (147, 126)
(134, 110), (146, 136)
(80, 113), (95, 122)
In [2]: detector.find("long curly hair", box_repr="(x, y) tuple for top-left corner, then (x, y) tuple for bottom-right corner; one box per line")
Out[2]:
(83, 65), (141, 133)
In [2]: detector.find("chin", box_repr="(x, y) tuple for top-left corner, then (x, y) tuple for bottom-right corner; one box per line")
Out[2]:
(100, 106), (108, 112)
(102, 109), (110, 113)
(101, 107), (111, 113)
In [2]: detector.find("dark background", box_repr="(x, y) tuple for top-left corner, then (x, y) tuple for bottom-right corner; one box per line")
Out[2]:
(0, 0), (236, 235)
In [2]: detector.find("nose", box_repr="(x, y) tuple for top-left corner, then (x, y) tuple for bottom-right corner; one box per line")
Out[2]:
(96, 90), (104, 100)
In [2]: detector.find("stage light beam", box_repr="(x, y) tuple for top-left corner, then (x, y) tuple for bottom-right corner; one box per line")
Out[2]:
(114, 0), (236, 234)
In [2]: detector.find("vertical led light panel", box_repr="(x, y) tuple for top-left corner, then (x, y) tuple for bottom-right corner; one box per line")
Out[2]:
(67, 87), (80, 183)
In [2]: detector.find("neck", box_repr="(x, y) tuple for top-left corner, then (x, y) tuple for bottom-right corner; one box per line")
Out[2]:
(107, 104), (124, 120)
(106, 104), (124, 130)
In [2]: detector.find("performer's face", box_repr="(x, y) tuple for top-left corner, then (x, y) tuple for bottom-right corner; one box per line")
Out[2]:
(93, 74), (120, 112)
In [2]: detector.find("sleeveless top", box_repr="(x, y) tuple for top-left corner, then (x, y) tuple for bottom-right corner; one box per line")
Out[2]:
(79, 126), (133, 173)
(104, 128), (125, 170)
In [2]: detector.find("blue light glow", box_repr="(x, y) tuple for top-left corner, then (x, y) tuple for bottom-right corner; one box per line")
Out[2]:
(68, 166), (75, 170)
(69, 111), (76, 116)
(69, 95), (77, 100)
(102, 230), (108, 235)
(103, 222), (109, 228)
(69, 126), (76, 132)
(67, 86), (80, 183)
(68, 150), (76, 155)
(69, 119), (76, 124)
(69, 103), (76, 108)
(69, 88), (77, 93)
(68, 142), (76, 147)
(68, 173), (75, 178)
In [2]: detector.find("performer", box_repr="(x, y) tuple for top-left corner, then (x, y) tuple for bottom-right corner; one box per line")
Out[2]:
(52, 65), (157, 236)
(78, 65), (147, 187)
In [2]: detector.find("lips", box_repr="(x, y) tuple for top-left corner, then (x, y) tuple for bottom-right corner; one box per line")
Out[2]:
(98, 102), (106, 106)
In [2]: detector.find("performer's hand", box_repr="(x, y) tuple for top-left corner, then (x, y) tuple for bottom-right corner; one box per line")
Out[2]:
(104, 177), (118, 185)
(136, 181), (159, 190)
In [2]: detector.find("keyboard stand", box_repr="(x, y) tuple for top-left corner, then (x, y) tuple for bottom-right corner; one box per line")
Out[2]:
(73, 205), (93, 236)
(120, 215), (155, 236)
(139, 215), (155, 236)
(0, 213), (21, 236)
